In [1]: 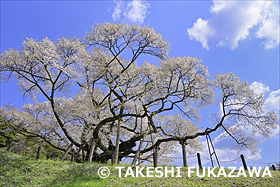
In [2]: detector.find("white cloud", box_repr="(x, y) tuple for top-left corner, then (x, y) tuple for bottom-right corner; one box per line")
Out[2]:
(112, 0), (124, 21)
(187, 0), (279, 50)
(264, 89), (280, 111)
(126, 0), (150, 23)
(249, 82), (279, 113)
(112, 0), (150, 24)
(269, 124), (280, 138)
(256, 1), (280, 49)
(187, 18), (214, 50)
(250, 81), (270, 95)
(247, 82), (279, 137)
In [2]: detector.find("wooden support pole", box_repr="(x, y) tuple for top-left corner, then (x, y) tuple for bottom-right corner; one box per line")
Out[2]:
(88, 138), (96, 162)
(113, 118), (121, 164)
(60, 143), (73, 161)
(153, 146), (158, 167)
(75, 146), (82, 162)
(36, 146), (41, 160)
(197, 153), (202, 168)
(7, 141), (12, 151)
(71, 149), (75, 162)
(111, 149), (115, 164)
(132, 139), (143, 165)
(181, 141), (187, 167)
(82, 150), (85, 161)
(272, 165), (276, 171)
(240, 154), (248, 170)
(132, 118), (143, 165)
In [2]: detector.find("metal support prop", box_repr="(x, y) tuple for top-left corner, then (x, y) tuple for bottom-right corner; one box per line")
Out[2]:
(205, 128), (220, 168)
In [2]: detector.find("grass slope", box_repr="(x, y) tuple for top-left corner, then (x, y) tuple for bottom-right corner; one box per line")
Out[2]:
(0, 149), (279, 187)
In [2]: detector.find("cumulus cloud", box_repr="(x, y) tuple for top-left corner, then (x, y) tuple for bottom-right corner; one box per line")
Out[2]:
(126, 0), (150, 23)
(187, 0), (279, 50)
(249, 81), (280, 112)
(264, 89), (280, 111)
(256, 1), (280, 49)
(112, 0), (124, 21)
(187, 18), (214, 50)
(250, 81), (270, 95)
(112, 0), (150, 24)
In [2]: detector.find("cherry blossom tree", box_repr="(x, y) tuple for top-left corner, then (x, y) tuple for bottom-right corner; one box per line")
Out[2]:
(0, 23), (277, 163)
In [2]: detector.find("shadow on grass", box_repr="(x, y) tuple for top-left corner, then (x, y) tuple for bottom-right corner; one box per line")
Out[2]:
(45, 163), (111, 187)
(0, 149), (106, 187)
(0, 149), (37, 186)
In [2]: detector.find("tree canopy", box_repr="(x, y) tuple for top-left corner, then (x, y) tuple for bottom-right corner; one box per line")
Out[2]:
(0, 23), (277, 163)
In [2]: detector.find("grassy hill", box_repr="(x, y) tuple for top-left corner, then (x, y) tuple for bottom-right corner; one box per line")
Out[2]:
(0, 149), (279, 187)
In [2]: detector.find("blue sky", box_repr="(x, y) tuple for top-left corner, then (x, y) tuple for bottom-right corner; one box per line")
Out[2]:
(1, 0), (279, 168)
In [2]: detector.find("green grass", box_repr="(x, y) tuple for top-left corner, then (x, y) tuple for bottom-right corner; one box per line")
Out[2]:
(0, 149), (279, 187)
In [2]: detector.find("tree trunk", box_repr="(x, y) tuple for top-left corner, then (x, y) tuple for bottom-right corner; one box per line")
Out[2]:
(36, 146), (41, 160)
(111, 148), (115, 164)
(153, 146), (158, 167)
(76, 146), (82, 162)
(132, 139), (143, 165)
(181, 141), (187, 167)
(71, 149), (75, 162)
(113, 118), (121, 164)
(6, 140), (13, 151)
(60, 143), (73, 161)
(88, 138), (96, 162)
(82, 150), (85, 161)
(132, 118), (143, 165)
